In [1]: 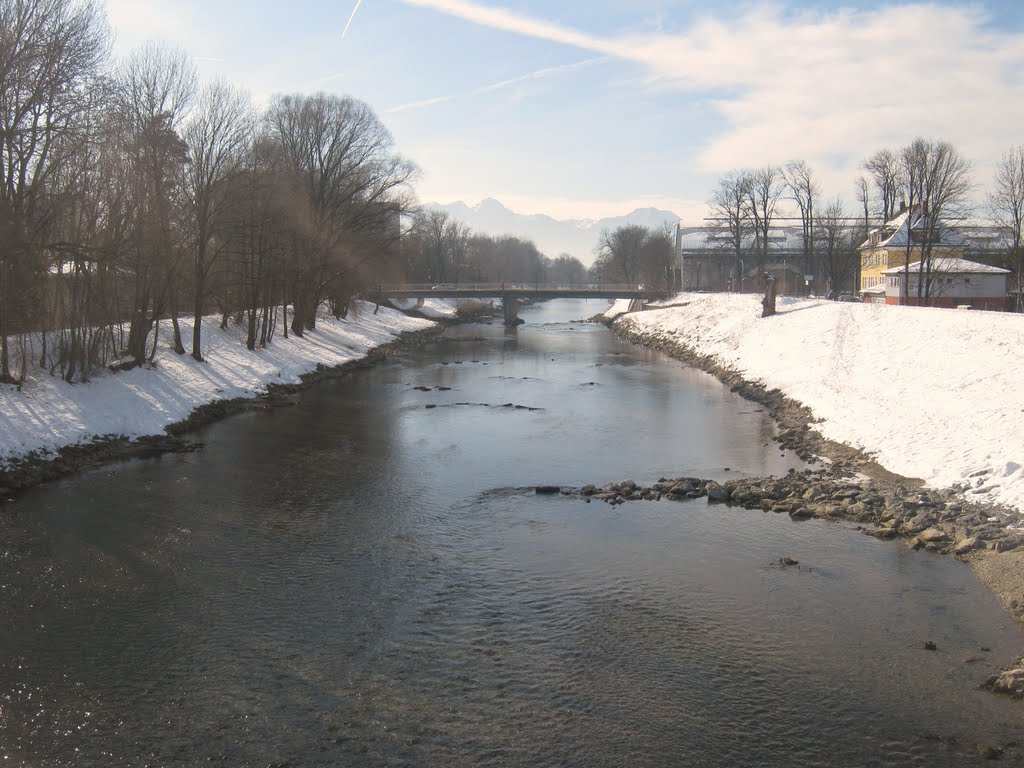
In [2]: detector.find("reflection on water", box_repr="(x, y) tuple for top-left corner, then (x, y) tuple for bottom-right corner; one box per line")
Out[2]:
(1, 300), (1021, 766)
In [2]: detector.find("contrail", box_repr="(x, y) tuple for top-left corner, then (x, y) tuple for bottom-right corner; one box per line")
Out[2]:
(384, 56), (606, 114)
(341, 0), (365, 39)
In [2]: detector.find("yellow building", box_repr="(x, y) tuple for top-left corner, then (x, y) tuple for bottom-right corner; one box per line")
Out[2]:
(859, 204), (965, 296)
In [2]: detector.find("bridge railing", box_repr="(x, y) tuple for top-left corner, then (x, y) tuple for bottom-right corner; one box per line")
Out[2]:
(374, 282), (657, 292)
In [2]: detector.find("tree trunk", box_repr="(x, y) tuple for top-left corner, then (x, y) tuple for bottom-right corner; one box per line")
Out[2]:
(127, 312), (153, 366)
(171, 314), (185, 354)
(761, 274), (777, 318)
(148, 318), (160, 363)
(246, 308), (257, 350)
(192, 291), (204, 361)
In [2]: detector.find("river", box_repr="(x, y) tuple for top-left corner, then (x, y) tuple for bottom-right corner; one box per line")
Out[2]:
(1, 299), (1021, 766)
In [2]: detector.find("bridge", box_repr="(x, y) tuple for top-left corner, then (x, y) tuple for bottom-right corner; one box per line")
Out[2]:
(374, 283), (673, 325)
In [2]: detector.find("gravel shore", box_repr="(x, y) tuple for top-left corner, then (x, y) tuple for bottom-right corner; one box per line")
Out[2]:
(606, 310), (1024, 697)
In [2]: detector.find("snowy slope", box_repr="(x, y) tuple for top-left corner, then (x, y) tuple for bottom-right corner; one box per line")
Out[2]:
(614, 294), (1024, 514)
(0, 302), (434, 466)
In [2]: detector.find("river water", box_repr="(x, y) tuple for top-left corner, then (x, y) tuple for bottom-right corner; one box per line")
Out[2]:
(1, 299), (1021, 766)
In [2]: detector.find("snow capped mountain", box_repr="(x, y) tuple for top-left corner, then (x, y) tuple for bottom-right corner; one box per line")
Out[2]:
(424, 198), (680, 265)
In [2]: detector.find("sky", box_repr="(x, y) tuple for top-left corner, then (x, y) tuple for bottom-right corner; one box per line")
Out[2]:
(104, 0), (1024, 224)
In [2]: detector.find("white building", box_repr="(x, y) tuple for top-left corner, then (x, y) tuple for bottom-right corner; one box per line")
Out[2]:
(881, 257), (1010, 310)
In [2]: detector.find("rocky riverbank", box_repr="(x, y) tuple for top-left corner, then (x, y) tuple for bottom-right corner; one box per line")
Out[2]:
(601, 309), (1024, 699)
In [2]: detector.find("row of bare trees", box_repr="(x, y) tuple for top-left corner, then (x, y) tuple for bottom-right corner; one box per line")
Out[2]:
(0, 0), (417, 385)
(859, 139), (973, 304)
(590, 224), (674, 288)
(861, 140), (1024, 308)
(402, 209), (587, 286)
(707, 138), (1024, 304)
(707, 162), (859, 295)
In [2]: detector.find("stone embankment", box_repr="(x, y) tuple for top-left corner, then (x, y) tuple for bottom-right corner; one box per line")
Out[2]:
(546, 469), (1023, 566)
(986, 655), (1024, 700)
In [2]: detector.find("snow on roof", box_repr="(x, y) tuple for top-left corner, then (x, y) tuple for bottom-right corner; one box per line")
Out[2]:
(862, 206), (965, 250)
(882, 257), (1010, 275)
(959, 225), (1016, 251)
(680, 225), (807, 252)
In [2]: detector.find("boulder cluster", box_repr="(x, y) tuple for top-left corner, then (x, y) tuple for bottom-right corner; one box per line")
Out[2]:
(546, 468), (1024, 560)
(985, 655), (1024, 699)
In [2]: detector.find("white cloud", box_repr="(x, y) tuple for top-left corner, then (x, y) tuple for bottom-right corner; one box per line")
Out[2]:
(399, 0), (1024, 194)
(398, 0), (626, 55)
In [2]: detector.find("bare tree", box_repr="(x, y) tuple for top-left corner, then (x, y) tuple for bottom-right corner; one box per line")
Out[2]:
(989, 145), (1024, 311)
(863, 148), (903, 222)
(594, 224), (646, 285)
(898, 138), (974, 304)
(43, 76), (127, 382)
(547, 253), (586, 285)
(417, 210), (449, 283)
(814, 198), (859, 296)
(265, 92), (417, 335)
(746, 165), (784, 267)
(639, 225), (674, 289)
(184, 79), (255, 360)
(784, 160), (821, 281)
(219, 134), (291, 350)
(707, 170), (753, 291)
(0, 0), (110, 382)
(115, 42), (196, 365)
(854, 176), (870, 233)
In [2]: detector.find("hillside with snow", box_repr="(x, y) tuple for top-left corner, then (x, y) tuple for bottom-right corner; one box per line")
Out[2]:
(611, 294), (1024, 517)
(0, 302), (440, 467)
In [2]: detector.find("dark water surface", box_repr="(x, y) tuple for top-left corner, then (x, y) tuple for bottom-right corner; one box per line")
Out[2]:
(1, 299), (1021, 766)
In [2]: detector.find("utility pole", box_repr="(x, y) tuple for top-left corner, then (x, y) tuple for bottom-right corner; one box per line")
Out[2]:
(675, 220), (684, 291)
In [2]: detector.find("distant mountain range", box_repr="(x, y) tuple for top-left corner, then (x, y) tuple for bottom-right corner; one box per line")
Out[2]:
(425, 198), (680, 265)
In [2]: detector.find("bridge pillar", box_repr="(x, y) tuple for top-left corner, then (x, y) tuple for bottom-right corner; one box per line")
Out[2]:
(503, 296), (520, 326)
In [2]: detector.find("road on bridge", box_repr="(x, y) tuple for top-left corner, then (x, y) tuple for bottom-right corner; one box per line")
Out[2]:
(373, 283), (672, 301)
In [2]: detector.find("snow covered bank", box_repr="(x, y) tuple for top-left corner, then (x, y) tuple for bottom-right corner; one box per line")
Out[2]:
(0, 301), (435, 467)
(611, 294), (1024, 517)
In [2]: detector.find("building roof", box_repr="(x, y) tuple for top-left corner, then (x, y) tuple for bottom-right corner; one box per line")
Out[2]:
(681, 225), (807, 253)
(958, 225), (1016, 251)
(861, 205), (965, 250)
(881, 257), (1010, 275)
